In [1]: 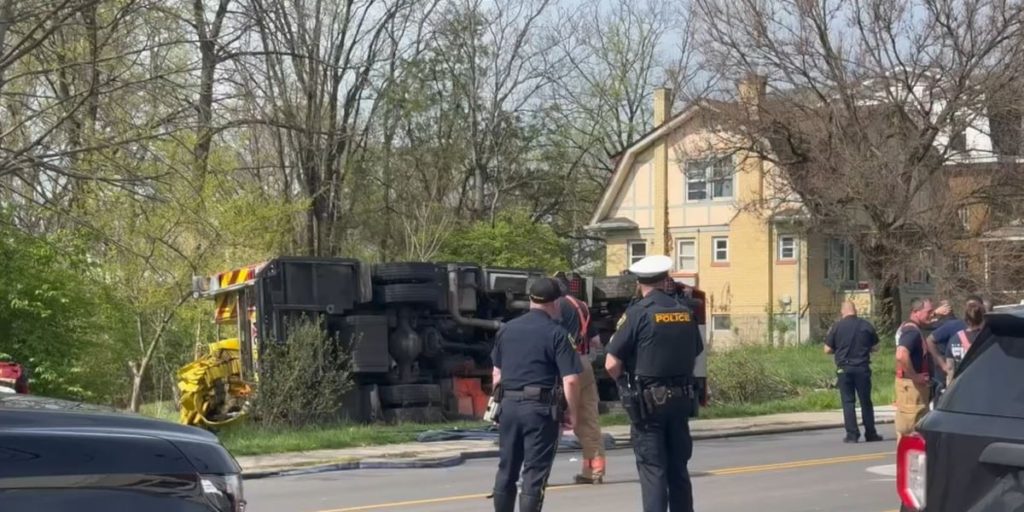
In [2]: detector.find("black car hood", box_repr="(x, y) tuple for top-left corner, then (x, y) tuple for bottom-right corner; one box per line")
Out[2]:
(0, 395), (239, 476)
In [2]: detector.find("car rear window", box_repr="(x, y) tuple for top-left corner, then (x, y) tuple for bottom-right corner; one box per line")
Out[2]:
(939, 334), (1024, 419)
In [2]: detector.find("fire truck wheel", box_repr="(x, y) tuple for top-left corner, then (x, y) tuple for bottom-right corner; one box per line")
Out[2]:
(372, 263), (443, 284)
(378, 384), (442, 407)
(381, 406), (446, 424)
(374, 283), (445, 307)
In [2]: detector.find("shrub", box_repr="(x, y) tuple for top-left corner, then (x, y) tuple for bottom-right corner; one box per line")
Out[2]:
(708, 348), (797, 404)
(252, 317), (352, 427)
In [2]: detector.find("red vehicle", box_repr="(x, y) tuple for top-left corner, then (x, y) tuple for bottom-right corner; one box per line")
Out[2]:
(0, 361), (29, 394)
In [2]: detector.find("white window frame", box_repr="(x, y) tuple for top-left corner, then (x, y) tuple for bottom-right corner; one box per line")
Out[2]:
(685, 157), (734, 202)
(712, 237), (729, 263)
(957, 207), (970, 230)
(954, 255), (969, 273)
(825, 238), (857, 282)
(677, 238), (697, 271)
(628, 240), (647, 265)
(778, 235), (797, 261)
(712, 314), (732, 331)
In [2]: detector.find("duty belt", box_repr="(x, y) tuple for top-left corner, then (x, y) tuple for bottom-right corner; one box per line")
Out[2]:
(502, 387), (554, 402)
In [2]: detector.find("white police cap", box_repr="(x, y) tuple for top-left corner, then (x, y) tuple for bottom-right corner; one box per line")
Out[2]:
(628, 255), (673, 279)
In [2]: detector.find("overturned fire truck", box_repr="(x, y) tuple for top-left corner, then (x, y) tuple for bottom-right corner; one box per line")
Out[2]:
(177, 258), (708, 427)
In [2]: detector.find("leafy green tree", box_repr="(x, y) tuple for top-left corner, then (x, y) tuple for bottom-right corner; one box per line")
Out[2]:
(0, 219), (132, 401)
(438, 211), (569, 272)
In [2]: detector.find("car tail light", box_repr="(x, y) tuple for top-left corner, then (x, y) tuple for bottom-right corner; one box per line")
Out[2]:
(202, 474), (246, 512)
(897, 433), (927, 511)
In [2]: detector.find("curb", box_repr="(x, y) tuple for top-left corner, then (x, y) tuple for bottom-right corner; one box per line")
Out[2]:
(241, 417), (895, 479)
(243, 452), (492, 480)
(690, 417), (895, 441)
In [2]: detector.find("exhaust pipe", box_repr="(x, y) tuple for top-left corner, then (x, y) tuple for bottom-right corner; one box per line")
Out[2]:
(447, 264), (503, 331)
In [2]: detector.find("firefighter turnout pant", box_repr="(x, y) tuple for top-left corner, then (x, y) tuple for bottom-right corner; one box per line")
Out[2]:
(894, 377), (930, 439)
(574, 353), (606, 482)
(631, 393), (694, 512)
(493, 397), (560, 512)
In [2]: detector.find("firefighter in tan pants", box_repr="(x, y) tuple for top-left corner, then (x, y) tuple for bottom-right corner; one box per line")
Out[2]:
(554, 279), (607, 484)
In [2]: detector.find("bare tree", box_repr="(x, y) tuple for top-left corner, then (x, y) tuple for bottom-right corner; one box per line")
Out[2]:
(235, 0), (419, 256)
(694, 0), (1024, 324)
(549, 0), (704, 175)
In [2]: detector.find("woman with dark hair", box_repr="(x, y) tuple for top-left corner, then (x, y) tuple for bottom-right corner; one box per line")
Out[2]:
(945, 300), (986, 383)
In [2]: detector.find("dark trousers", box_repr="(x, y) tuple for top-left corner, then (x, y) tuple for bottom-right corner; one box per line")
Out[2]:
(493, 398), (559, 503)
(838, 366), (877, 439)
(631, 397), (693, 512)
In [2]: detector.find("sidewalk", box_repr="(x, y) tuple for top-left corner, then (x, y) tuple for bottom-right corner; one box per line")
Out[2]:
(239, 406), (895, 479)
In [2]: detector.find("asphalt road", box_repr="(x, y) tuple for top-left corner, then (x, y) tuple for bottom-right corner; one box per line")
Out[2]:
(245, 425), (901, 512)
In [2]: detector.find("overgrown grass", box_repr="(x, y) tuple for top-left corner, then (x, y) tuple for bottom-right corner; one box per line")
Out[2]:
(143, 342), (900, 456)
(139, 400), (179, 423)
(600, 341), (897, 426)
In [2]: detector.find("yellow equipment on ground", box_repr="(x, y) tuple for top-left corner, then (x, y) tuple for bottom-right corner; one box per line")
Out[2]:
(177, 338), (251, 427)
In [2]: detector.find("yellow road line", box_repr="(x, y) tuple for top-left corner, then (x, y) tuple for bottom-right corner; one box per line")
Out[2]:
(320, 485), (578, 512)
(320, 451), (893, 512)
(707, 452), (890, 476)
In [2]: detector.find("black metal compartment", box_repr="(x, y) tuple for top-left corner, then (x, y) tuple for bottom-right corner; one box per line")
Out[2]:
(254, 257), (362, 346)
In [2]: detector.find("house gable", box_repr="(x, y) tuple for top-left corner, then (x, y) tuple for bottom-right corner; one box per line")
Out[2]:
(589, 105), (704, 228)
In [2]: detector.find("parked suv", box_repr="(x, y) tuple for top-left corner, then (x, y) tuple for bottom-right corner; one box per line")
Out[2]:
(897, 305), (1024, 511)
(0, 394), (244, 511)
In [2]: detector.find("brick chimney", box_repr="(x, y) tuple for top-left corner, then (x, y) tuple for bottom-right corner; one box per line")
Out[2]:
(738, 73), (767, 115)
(652, 87), (674, 257)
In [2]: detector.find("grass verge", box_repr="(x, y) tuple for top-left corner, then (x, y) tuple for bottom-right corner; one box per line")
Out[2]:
(144, 342), (900, 456)
(602, 341), (897, 426)
(218, 420), (488, 456)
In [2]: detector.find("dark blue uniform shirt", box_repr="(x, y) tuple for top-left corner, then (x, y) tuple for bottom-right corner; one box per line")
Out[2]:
(606, 289), (703, 379)
(491, 310), (582, 390)
(898, 326), (927, 373)
(930, 318), (966, 350)
(825, 316), (879, 369)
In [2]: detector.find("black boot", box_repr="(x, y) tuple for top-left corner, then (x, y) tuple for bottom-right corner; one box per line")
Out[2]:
(519, 493), (544, 512)
(492, 491), (516, 512)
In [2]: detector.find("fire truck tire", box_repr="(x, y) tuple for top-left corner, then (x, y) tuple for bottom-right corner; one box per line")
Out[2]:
(375, 283), (445, 306)
(381, 406), (446, 424)
(372, 263), (442, 284)
(378, 384), (442, 407)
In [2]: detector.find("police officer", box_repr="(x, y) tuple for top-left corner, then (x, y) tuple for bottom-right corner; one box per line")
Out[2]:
(491, 277), (582, 512)
(606, 255), (703, 512)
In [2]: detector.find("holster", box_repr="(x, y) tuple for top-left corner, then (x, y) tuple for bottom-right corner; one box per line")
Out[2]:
(551, 386), (567, 423)
(617, 376), (646, 424)
(640, 384), (691, 415)
(484, 384), (503, 423)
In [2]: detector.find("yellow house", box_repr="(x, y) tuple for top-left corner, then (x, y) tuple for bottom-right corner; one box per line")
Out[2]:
(588, 79), (872, 347)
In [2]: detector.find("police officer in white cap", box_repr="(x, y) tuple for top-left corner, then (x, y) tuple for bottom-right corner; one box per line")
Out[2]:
(605, 255), (703, 512)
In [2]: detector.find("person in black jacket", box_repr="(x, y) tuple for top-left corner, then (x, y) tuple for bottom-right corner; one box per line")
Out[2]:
(606, 255), (703, 512)
(825, 301), (883, 443)
(490, 277), (582, 512)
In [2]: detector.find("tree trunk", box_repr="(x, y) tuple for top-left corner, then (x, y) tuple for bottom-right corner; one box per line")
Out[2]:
(128, 293), (191, 412)
(129, 366), (145, 413)
(0, 1), (14, 92)
(872, 272), (902, 332)
(193, 0), (231, 181)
